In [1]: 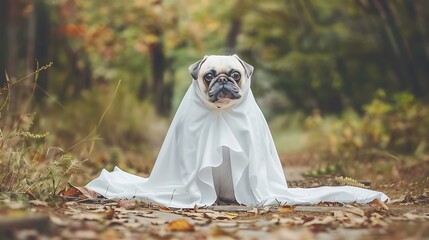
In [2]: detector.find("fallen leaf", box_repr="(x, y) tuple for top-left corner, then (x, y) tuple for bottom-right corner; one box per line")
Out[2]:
(301, 215), (315, 223)
(109, 219), (130, 225)
(388, 194), (408, 204)
(118, 200), (137, 210)
(369, 198), (389, 211)
(159, 205), (172, 212)
(165, 219), (195, 232)
(331, 210), (346, 218)
(74, 186), (101, 199)
(303, 216), (336, 226)
(50, 216), (69, 226)
(223, 212), (239, 218)
(71, 213), (105, 221)
(60, 184), (101, 200)
(308, 224), (329, 233)
(203, 211), (237, 220)
(105, 202), (119, 207)
(114, 208), (155, 218)
(343, 212), (366, 226)
(88, 208), (106, 213)
(271, 217), (304, 225)
(60, 187), (81, 198)
(344, 205), (365, 217)
(247, 208), (258, 215)
(136, 212), (157, 218)
(210, 226), (237, 239)
(64, 207), (82, 216)
(277, 205), (294, 214)
(259, 206), (272, 215)
(180, 211), (205, 218)
(105, 207), (115, 220)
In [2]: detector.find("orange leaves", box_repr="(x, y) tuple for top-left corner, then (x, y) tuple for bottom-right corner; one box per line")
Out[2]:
(368, 198), (389, 211)
(59, 184), (101, 200)
(60, 24), (87, 37)
(277, 205), (295, 214)
(60, 187), (81, 198)
(165, 219), (195, 232)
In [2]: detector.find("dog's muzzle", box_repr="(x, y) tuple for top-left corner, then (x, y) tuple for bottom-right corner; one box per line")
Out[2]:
(208, 77), (242, 103)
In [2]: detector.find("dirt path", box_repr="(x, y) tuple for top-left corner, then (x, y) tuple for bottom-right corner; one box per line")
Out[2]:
(1, 199), (428, 239)
(1, 166), (428, 240)
(1, 162), (428, 239)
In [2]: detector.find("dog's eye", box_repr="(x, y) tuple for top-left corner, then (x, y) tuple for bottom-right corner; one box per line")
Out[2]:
(231, 71), (241, 81)
(204, 72), (214, 82)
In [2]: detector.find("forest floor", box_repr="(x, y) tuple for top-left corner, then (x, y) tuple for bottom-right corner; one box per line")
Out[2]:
(0, 154), (428, 240)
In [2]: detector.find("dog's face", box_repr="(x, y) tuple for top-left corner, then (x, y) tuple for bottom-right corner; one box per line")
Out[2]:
(189, 55), (254, 108)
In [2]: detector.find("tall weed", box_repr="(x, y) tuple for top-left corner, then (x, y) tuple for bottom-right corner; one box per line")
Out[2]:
(0, 64), (82, 200)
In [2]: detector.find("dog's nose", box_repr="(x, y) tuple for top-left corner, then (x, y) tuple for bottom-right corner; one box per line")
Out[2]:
(219, 76), (228, 84)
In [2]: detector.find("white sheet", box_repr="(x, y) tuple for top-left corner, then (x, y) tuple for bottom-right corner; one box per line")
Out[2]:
(86, 70), (388, 208)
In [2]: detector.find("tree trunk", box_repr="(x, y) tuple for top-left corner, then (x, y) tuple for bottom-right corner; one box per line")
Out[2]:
(226, 17), (241, 54)
(149, 41), (166, 115)
(405, 0), (429, 94)
(371, 0), (420, 96)
(26, 4), (36, 75)
(6, 0), (20, 117)
(19, 3), (37, 113)
(6, 0), (18, 79)
(0, 0), (7, 86)
(226, 0), (248, 54)
(34, 0), (51, 102)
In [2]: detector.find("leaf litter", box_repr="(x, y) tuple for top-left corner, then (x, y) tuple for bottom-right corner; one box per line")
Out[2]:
(1, 184), (428, 239)
(11, 200), (429, 238)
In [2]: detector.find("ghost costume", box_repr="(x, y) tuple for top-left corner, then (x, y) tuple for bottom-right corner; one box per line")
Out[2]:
(86, 60), (388, 208)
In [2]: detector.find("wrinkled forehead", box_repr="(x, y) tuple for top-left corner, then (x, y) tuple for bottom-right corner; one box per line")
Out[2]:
(200, 56), (244, 74)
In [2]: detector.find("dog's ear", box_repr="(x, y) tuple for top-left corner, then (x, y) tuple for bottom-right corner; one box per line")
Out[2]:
(233, 54), (254, 78)
(189, 55), (208, 80)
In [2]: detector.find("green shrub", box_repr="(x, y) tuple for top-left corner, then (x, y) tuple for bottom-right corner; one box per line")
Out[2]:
(306, 90), (429, 176)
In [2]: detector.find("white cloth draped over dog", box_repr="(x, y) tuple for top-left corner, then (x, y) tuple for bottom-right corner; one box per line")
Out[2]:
(86, 75), (388, 208)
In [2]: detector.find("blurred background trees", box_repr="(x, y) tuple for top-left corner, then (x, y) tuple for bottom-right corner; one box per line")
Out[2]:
(238, 0), (429, 114)
(2, 0), (428, 114)
(0, 0), (428, 175)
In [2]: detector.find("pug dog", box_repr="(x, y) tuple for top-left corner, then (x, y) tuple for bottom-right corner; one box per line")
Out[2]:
(189, 54), (254, 109)
(188, 54), (254, 203)
(87, 54), (388, 207)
